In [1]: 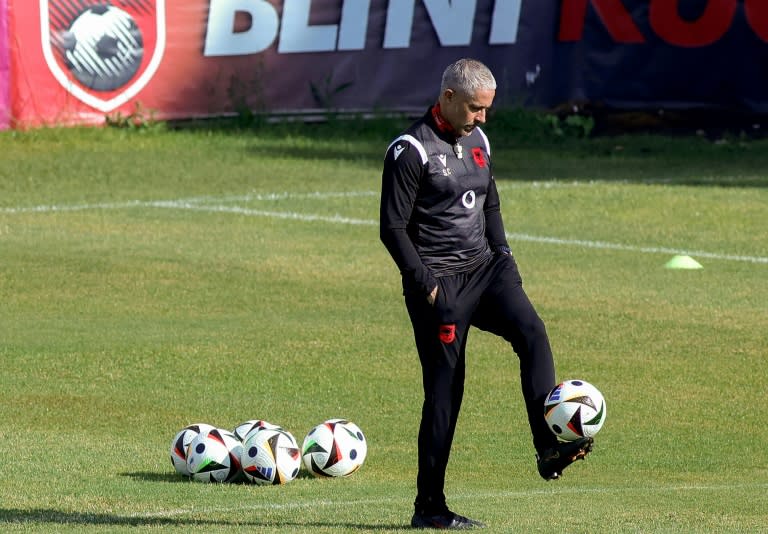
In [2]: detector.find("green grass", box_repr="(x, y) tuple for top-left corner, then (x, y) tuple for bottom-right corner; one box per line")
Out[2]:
(0, 116), (767, 532)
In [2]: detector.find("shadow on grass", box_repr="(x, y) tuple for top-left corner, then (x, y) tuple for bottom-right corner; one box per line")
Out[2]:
(101, 472), (413, 529)
(0, 508), (412, 530)
(120, 470), (320, 483)
(172, 110), (768, 188)
(121, 471), (186, 483)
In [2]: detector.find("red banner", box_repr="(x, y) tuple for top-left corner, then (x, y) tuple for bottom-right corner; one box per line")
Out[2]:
(8, 0), (548, 128)
(0, 0), (9, 129)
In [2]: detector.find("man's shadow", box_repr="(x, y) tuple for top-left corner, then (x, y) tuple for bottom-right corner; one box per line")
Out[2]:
(0, 508), (411, 529)
(0, 471), (411, 530)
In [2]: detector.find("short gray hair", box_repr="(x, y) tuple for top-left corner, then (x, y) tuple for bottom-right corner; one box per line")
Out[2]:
(440, 58), (497, 95)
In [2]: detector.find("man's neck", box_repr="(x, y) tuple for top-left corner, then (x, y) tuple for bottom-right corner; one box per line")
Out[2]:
(430, 103), (460, 140)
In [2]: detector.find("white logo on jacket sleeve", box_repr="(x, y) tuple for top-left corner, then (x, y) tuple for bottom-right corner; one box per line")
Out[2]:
(462, 190), (476, 209)
(393, 145), (405, 160)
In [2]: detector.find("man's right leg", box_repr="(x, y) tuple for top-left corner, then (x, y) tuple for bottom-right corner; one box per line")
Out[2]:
(404, 290), (467, 517)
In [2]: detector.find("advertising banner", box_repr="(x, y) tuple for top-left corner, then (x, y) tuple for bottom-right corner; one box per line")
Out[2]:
(9, 0), (550, 127)
(554, 0), (768, 113)
(5, 1), (768, 129)
(0, 0), (9, 130)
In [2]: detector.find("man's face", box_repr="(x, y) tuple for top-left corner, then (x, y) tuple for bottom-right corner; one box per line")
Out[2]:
(440, 88), (495, 136)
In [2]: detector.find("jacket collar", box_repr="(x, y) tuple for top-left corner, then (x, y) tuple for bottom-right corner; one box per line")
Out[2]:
(429, 103), (460, 141)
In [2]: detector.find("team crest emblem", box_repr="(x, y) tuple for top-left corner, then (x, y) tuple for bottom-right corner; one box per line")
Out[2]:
(40, 0), (166, 112)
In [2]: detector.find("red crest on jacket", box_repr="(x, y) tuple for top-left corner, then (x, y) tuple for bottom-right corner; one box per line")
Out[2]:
(471, 147), (486, 167)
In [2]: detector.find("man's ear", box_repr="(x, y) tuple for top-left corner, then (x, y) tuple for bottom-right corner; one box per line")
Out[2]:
(442, 88), (455, 103)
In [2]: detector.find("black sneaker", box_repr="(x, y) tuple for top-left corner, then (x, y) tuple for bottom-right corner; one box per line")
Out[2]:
(410, 510), (486, 529)
(536, 437), (594, 480)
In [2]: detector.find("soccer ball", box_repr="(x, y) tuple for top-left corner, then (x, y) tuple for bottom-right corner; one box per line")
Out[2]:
(169, 423), (216, 476)
(241, 428), (301, 485)
(302, 419), (367, 477)
(186, 428), (244, 483)
(233, 419), (280, 442)
(544, 380), (606, 441)
(58, 5), (143, 91)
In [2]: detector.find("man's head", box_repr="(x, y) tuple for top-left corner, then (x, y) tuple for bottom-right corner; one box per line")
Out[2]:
(438, 59), (496, 137)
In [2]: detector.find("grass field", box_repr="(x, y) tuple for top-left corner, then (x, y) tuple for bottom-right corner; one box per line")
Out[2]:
(1, 116), (767, 533)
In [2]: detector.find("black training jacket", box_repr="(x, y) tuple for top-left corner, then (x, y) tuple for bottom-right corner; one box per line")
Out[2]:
(380, 107), (510, 297)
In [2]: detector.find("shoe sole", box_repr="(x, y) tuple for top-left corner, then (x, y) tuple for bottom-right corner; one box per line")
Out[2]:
(411, 514), (486, 529)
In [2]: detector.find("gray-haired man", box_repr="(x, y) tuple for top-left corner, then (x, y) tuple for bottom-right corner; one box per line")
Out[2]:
(380, 59), (593, 529)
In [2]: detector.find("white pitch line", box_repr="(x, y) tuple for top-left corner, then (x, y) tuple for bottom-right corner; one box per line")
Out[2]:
(0, 191), (378, 214)
(0, 200), (146, 214)
(128, 482), (768, 519)
(164, 201), (376, 226)
(1, 195), (766, 264)
(505, 233), (768, 264)
(158, 201), (768, 264)
(171, 190), (380, 204)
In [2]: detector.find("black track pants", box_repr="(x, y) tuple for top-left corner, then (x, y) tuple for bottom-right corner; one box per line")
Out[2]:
(404, 252), (558, 514)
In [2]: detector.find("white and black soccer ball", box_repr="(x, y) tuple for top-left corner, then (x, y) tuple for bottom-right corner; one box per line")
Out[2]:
(186, 428), (244, 483)
(302, 419), (367, 477)
(241, 427), (301, 485)
(544, 380), (606, 441)
(58, 5), (143, 91)
(169, 423), (216, 477)
(232, 419), (280, 442)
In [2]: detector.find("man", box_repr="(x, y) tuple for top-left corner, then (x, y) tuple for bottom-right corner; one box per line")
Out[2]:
(379, 59), (594, 530)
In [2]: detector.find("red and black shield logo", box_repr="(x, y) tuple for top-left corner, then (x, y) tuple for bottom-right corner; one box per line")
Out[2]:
(439, 324), (456, 344)
(41, 0), (166, 112)
(471, 147), (486, 168)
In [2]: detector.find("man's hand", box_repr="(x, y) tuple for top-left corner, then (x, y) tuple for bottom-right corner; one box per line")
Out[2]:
(427, 285), (438, 306)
